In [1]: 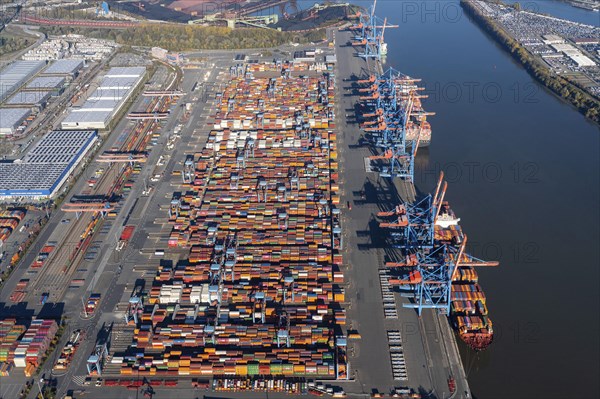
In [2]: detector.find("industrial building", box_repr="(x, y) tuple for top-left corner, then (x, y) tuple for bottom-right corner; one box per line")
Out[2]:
(573, 37), (600, 45)
(0, 108), (32, 136)
(5, 90), (52, 111)
(0, 130), (98, 199)
(566, 53), (596, 67)
(41, 59), (85, 78)
(550, 43), (596, 67)
(61, 66), (146, 130)
(542, 34), (565, 45)
(293, 49), (317, 62)
(0, 60), (46, 102)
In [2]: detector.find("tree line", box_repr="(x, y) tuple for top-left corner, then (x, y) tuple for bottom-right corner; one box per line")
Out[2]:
(0, 34), (32, 56)
(41, 24), (326, 51)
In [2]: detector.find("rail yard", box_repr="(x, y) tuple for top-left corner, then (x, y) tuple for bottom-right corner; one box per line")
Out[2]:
(0, 2), (503, 399)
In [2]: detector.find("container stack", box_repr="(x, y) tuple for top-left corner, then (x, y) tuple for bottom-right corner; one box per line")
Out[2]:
(32, 244), (55, 268)
(0, 319), (26, 374)
(9, 279), (29, 303)
(121, 63), (347, 380)
(13, 319), (58, 374)
(0, 209), (25, 246)
(0, 209), (26, 223)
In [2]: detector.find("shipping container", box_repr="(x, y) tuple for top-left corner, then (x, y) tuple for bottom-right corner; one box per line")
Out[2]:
(120, 63), (346, 381)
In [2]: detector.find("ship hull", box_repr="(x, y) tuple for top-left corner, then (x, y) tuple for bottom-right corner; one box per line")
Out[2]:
(459, 331), (494, 351)
(406, 140), (431, 148)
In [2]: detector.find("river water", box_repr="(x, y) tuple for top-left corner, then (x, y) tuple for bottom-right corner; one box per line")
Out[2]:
(320, 0), (599, 398)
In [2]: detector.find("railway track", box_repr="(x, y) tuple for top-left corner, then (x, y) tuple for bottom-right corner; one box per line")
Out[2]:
(23, 70), (177, 306)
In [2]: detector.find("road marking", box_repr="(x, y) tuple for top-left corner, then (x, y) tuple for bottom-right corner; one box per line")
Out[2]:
(364, 157), (374, 173)
(72, 375), (87, 386)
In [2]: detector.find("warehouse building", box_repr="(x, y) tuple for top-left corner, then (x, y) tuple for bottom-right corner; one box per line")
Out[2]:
(293, 50), (316, 62)
(61, 66), (146, 130)
(542, 34), (565, 45)
(0, 130), (98, 200)
(40, 59), (85, 79)
(5, 90), (52, 111)
(0, 108), (32, 136)
(550, 43), (596, 67)
(567, 53), (596, 67)
(0, 60), (46, 102)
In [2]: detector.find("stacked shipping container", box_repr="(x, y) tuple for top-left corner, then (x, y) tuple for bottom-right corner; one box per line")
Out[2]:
(121, 64), (347, 379)
(0, 209), (25, 246)
(0, 319), (26, 371)
(13, 319), (58, 375)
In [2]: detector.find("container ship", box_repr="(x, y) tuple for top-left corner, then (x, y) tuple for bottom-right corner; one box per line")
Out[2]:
(435, 201), (494, 351)
(402, 85), (433, 147)
(450, 276), (494, 351)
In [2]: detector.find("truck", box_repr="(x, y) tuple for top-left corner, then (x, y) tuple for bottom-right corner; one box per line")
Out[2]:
(85, 293), (101, 316)
(448, 377), (456, 394)
(116, 226), (135, 252)
(32, 244), (55, 268)
(53, 330), (82, 372)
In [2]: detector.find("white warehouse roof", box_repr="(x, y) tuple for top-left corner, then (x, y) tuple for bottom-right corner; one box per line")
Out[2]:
(0, 60), (46, 102)
(41, 59), (84, 76)
(0, 108), (32, 135)
(61, 66), (145, 130)
(568, 53), (596, 67)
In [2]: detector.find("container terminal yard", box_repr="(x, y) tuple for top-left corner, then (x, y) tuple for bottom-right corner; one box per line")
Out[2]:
(0, 4), (501, 399)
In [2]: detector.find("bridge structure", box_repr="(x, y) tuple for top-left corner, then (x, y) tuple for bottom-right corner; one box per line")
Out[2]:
(61, 201), (114, 218)
(126, 112), (169, 120)
(97, 151), (149, 164)
(142, 90), (184, 98)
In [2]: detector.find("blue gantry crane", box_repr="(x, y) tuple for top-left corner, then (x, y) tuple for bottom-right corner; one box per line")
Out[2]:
(378, 173), (498, 315)
(359, 68), (424, 181)
(349, 0), (397, 62)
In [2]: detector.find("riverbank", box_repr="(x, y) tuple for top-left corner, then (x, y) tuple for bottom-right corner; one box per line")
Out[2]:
(562, 0), (600, 12)
(461, 0), (600, 125)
